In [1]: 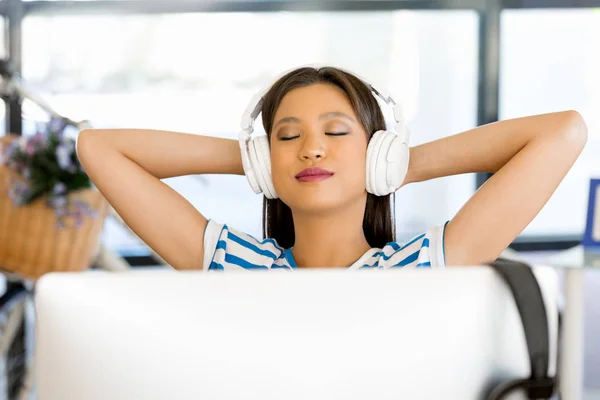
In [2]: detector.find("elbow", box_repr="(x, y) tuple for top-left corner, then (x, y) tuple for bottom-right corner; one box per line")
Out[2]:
(561, 110), (588, 152)
(76, 129), (89, 163)
(76, 129), (104, 165)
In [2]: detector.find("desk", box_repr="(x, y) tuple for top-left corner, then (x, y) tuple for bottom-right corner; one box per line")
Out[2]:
(546, 245), (600, 400)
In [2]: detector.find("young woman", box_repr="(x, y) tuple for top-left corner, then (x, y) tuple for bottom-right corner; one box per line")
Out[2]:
(76, 66), (587, 271)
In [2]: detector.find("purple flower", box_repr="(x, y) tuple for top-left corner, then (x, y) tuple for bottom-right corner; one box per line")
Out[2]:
(2, 117), (92, 224)
(8, 189), (26, 205)
(73, 199), (98, 218)
(47, 195), (67, 209)
(48, 118), (66, 137)
(52, 182), (67, 195)
(1, 141), (20, 165)
(74, 211), (83, 228)
(31, 131), (49, 150)
(64, 138), (76, 151)
(54, 205), (66, 217)
(55, 144), (74, 170)
(7, 180), (31, 205)
(24, 140), (36, 156)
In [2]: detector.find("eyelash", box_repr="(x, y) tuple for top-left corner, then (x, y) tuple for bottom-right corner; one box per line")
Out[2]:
(278, 132), (349, 141)
(279, 136), (299, 141)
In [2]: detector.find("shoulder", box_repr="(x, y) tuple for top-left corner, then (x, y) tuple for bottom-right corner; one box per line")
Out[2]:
(202, 219), (294, 271)
(360, 221), (449, 270)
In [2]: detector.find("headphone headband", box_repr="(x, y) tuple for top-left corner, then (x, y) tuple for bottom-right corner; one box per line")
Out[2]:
(239, 64), (404, 136)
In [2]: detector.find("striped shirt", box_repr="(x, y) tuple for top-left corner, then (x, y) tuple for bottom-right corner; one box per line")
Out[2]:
(203, 219), (448, 271)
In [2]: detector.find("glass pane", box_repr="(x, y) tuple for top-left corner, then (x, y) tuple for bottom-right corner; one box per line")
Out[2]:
(23, 11), (478, 255)
(0, 100), (5, 137)
(0, 17), (6, 137)
(500, 9), (600, 238)
(0, 17), (5, 60)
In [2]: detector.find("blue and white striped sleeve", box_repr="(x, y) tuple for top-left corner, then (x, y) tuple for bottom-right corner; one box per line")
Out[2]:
(376, 221), (449, 269)
(202, 219), (287, 271)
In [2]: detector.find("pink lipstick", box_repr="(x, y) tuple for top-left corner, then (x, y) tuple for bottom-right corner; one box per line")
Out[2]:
(295, 167), (334, 183)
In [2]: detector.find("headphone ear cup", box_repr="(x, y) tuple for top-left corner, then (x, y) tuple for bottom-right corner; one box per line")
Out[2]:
(367, 130), (409, 196)
(365, 131), (379, 194)
(240, 132), (262, 195)
(250, 135), (278, 199)
(366, 130), (389, 196)
(385, 136), (410, 191)
(374, 131), (396, 196)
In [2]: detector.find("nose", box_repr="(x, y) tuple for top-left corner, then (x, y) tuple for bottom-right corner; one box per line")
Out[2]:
(299, 133), (326, 161)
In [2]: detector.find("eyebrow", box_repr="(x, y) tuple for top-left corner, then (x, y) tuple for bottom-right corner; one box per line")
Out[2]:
(319, 111), (355, 123)
(272, 116), (300, 131)
(272, 112), (355, 131)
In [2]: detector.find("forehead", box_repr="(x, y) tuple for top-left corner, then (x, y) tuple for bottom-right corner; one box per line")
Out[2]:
(273, 83), (356, 118)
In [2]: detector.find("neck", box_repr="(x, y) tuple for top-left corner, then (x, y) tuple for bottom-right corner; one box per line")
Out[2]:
(291, 199), (371, 268)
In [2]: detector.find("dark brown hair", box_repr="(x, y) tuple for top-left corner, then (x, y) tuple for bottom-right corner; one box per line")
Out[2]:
(260, 66), (395, 249)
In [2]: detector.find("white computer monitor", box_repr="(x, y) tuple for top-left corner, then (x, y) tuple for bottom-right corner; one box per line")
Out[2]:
(34, 267), (559, 400)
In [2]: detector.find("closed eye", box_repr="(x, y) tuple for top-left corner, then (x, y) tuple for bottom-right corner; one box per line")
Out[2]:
(325, 132), (349, 136)
(278, 135), (300, 141)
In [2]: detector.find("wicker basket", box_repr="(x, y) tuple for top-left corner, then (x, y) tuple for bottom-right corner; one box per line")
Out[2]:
(0, 144), (108, 281)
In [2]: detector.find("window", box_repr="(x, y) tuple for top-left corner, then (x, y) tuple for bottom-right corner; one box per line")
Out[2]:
(23, 10), (478, 255)
(500, 9), (600, 238)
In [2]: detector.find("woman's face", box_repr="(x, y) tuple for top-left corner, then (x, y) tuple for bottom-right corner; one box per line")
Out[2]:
(269, 83), (369, 214)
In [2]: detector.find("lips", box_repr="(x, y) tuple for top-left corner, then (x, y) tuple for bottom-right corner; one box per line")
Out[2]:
(295, 167), (334, 183)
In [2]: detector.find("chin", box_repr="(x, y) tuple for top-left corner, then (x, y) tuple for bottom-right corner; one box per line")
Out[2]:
(280, 186), (365, 216)
(287, 197), (344, 215)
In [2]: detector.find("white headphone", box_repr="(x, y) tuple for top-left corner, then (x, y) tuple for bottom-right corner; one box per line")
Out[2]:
(238, 64), (410, 199)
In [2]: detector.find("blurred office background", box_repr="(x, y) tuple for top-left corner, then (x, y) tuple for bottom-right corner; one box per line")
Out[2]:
(0, 0), (599, 396)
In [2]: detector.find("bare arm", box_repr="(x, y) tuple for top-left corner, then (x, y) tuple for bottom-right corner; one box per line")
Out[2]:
(402, 110), (588, 266)
(76, 129), (243, 270)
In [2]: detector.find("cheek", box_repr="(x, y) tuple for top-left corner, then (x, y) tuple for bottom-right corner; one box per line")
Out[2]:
(332, 140), (367, 192)
(269, 146), (290, 187)
(342, 138), (368, 170)
(348, 152), (367, 188)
